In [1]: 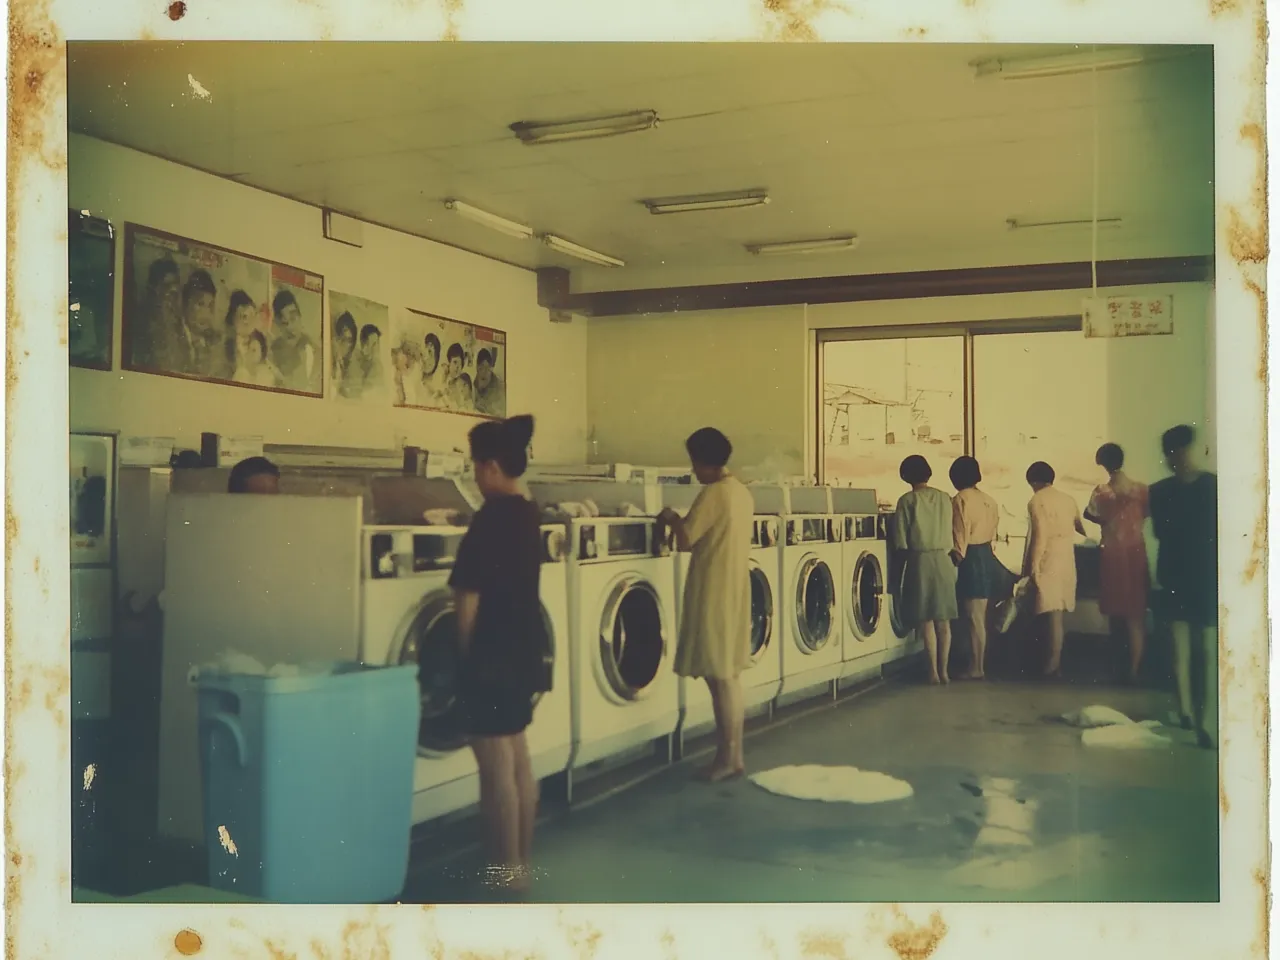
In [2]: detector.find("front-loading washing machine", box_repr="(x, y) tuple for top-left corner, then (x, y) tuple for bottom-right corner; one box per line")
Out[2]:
(361, 520), (573, 826)
(881, 508), (923, 667)
(560, 515), (680, 773)
(831, 488), (893, 688)
(775, 486), (844, 707)
(656, 483), (787, 753)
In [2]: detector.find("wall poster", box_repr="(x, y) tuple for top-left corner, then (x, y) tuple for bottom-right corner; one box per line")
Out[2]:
(121, 224), (324, 396)
(390, 308), (507, 419)
(329, 291), (392, 404)
(70, 431), (116, 567)
(68, 210), (116, 371)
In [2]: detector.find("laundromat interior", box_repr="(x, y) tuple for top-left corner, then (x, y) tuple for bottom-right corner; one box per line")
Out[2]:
(63, 41), (1224, 905)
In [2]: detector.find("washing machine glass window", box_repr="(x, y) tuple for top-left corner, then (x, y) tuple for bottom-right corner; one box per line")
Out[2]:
(795, 557), (835, 652)
(599, 576), (666, 700)
(749, 565), (773, 663)
(852, 551), (885, 638)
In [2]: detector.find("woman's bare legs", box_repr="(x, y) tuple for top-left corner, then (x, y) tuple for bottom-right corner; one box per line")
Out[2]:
(702, 677), (746, 780)
(511, 731), (538, 883)
(962, 600), (989, 679)
(935, 620), (953, 684)
(1170, 620), (1194, 725)
(920, 621), (940, 684)
(470, 736), (521, 888)
(1124, 614), (1146, 681)
(1044, 611), (1065, 675)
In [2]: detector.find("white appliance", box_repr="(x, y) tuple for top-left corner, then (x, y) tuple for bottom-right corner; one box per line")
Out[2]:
(831, 488), (893, 686)
(775, 486), (845, 706)
(529, 479), (679, 774)
(657, 483), (787, 752)
(881, 509), (923, 665)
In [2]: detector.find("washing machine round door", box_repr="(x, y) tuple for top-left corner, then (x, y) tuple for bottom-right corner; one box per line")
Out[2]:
(888, 558), (912, 639)
(599, 574), (667, 701)
(794, 556), (835, 653)
(748, 562), (774, 664)
(850, 551), (885, 640)
(397, 590), (554, 755)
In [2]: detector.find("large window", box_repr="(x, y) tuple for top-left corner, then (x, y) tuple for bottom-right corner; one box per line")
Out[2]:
(820, 319), (1103, 571)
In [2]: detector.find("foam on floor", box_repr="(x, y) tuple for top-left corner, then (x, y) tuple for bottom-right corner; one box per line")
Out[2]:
(749, 764), (914, 804)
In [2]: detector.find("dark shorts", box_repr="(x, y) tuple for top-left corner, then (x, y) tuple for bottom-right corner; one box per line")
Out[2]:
(956, 542), (1000, 601)
(464, 684), (535, 738)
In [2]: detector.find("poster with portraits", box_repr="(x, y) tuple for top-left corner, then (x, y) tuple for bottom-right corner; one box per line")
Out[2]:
(68, 211), (116, 371)
(121, 224), (324, 397)
(390, 308), (507, 420)
(70, 432), (116, 567)
(329, 291), (392, 404)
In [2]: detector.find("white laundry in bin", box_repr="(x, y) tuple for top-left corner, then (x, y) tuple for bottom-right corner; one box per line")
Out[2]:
(196, 661), (419, 903)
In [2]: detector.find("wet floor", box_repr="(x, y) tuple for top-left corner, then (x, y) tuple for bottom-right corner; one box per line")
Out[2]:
(402, 677), (1219, 903)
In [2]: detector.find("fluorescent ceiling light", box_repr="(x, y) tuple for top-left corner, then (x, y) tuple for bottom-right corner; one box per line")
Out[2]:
(1006, 217), (1123, 231)
(540, 234), (625, 268)
(643, 190), (770, 215)
(510, 110), (658, 145)
(747, 236), (860, 256)
(443, 199), (534, 240)
(974, 48), (1146, 80)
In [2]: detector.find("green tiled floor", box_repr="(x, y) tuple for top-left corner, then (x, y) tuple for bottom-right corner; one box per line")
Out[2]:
(403, 679), (1219, 903)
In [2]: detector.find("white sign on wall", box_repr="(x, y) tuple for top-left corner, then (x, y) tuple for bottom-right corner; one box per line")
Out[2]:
(1082, 295), (1175, 338)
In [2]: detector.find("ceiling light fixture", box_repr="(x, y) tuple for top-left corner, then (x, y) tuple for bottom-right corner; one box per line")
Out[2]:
(643, 190), (771, 215)
(747, 236), (860, 256)
(510, 110), (659, 146)
(443, 199), (534, 240)
(973, 48), (1146, 80)
(540, 234), (625, 268)
(1006, 217), (1123, 231)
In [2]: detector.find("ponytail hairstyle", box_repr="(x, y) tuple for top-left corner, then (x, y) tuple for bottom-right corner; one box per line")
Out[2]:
(469, 414), (535, 478)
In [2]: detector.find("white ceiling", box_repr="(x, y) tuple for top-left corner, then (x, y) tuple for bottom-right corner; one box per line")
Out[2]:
(68, 42), (1214, 293)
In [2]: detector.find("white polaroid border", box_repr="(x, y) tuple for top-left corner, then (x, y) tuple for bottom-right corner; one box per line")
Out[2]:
(6, 2), (1268, 958)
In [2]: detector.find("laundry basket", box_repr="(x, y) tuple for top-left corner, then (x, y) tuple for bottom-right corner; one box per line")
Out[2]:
(195, 661), (419, 903)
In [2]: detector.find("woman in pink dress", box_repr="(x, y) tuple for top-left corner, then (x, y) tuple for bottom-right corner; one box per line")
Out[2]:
(1024, 461), (1086, 677)
(1084, 443), (1150, 681)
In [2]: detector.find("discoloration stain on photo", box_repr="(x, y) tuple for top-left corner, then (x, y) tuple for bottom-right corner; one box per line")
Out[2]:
(174, 929), (204, 956)
(659, 929), (677, 960)
(760, 931), (781, 960)
(339, 920), (392, 960)
(168, 0), (187, 19)
(7, 0), (66, 174)
(800, 930), (849, 959)
(1209, 0), (1242, 14)
(904, 26), (927, 37)
(559, 916), (603, 960)
(264, 939), (297, 960)
(1254, 868), (1270, 958)
(887, 910), (948, 960)
(310, 940), (332, 960)
(440, 0), (464, 41)
(760, 0), (848, 42)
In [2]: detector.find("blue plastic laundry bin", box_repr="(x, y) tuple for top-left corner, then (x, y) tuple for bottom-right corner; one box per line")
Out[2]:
(196, 662), (420, 903)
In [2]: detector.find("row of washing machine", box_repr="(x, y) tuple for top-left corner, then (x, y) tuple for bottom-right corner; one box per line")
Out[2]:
(153, 476), (923, 845)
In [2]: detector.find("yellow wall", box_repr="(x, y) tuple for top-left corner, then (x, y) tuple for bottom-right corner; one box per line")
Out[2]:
(69, 135), (589, 461)
(588, 282), (1214, 483)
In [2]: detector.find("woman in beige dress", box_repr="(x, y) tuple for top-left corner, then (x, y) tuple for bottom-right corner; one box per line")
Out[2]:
(1023, 461), (1087, 677)
(658, 427), (754, 782)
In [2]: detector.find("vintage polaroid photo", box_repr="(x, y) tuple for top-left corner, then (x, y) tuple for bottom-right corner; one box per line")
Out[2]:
(6, 1), (1269, 958)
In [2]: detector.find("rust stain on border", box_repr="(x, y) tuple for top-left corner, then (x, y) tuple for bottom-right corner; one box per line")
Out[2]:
(800, 930), (850, 959)
(886, 910), (949, 960)
(174, 929), (204, 956)
(759, 0), (848, 42)
(440, 0), (464, 41)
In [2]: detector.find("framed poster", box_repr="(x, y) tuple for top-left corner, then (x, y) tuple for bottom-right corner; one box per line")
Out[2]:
(330, 291), (392, 404)
(390, 308), (507, 419)
(69, 431), (116, 567)
(68, 210), (116, 371)
(121, 223), (324, 397)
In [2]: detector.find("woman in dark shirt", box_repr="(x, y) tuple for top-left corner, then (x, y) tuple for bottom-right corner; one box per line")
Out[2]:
(1149, 424), (1218, 748)
(449, 413), (550, 893)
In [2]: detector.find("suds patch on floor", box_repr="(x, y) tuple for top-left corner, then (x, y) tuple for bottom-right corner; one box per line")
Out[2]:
(750, 765), (914, 804)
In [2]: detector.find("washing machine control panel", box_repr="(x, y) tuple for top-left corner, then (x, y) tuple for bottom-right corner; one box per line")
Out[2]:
(787, 516), (843, 545)
(576, 520), (660, 561)
(365, 527), (465, 578)
(753, 517), (781, 548)
(542, 527), (567, 564)
(845, 515), (879, 541)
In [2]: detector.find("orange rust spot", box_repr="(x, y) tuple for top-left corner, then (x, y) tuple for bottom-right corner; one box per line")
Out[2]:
(7, 0), (68, 173)
(264, 940), (296, 960)
(887, 911), (948, 960)
(9, 852), (22, 868)
(168, 0), (187, 19)
(1244, 510), (1267, 582)
(800, 930), (849, 959)
(174, 929), (204, 956)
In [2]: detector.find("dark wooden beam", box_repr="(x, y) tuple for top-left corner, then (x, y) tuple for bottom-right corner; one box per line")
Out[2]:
(536, 267), (572, 309)
(554, 255), (1214, 318)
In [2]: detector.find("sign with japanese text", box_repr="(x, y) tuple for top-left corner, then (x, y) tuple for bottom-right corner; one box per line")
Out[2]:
(1082, 295), (1175, 338)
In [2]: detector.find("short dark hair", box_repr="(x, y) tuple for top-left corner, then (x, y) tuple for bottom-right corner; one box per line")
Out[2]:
(170, 449), (203, 469)
(424, 333), (441, 356)
(225, 289), (256, 328)
(227, 456), (279, 493)
(182, 269), (216, 306)
(899, 455), (932, 485)
(359, 324), (381, 344)
(1096, 443), (1125, 472)
(447, 343), (465, 363)
(948, 456), (982, 490)
(1026, 461), (1056, 485)
(147, 257), (179, 289)
(470, 414), (535, 478)
(685, 427), (733, 468)
(335, 312), (357, 339)
(477, 348), (494, 368)
(1162, 424), (1195, 456)
(272, 289), (298, 317)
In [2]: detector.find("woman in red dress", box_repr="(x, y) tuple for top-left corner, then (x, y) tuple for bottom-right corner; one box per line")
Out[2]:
(1084, 443), (1150, 681)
